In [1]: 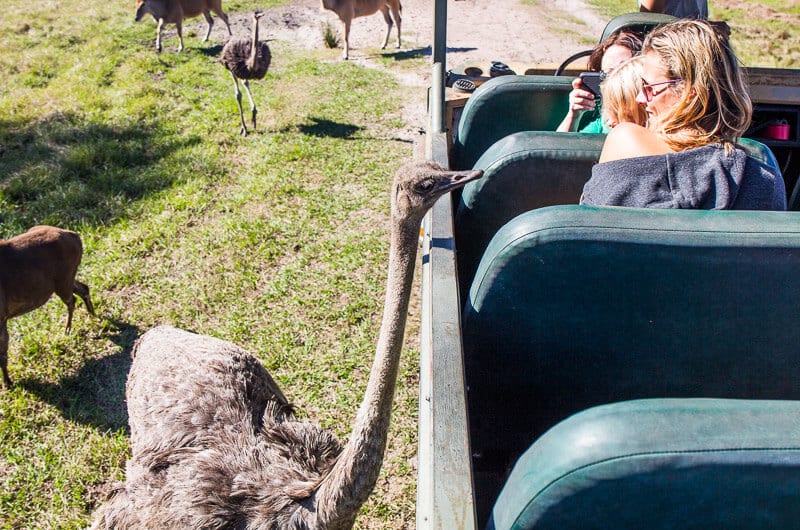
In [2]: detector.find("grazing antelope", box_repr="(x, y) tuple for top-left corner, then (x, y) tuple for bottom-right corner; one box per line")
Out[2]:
(0, 226), (95, 388)
(321, 0), (402, 60)
(134, 0), (232, 53)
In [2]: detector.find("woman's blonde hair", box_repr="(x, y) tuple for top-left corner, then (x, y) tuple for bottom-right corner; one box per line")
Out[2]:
(642, 19), (751, 150)
(601, 55), (647, 127)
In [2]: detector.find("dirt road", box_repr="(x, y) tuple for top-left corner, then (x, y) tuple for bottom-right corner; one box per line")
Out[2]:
(214, 0), (607, 74)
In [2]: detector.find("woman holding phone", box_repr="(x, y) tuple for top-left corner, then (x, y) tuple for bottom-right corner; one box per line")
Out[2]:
(556, 29), (643, 133)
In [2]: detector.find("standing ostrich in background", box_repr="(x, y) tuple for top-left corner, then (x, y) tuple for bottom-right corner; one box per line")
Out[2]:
(220, 11), (271, 136)
(90, 160), (484, 529)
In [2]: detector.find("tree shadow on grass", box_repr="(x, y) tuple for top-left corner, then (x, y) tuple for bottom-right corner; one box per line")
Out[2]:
(19, 319), (140, 432)
(0, 112), (202, 233)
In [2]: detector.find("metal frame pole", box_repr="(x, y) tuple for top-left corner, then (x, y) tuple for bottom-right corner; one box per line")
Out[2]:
(430, 0), (447, 134)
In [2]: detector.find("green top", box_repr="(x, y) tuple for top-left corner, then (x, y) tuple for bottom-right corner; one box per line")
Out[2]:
(578, 114), (610, 134)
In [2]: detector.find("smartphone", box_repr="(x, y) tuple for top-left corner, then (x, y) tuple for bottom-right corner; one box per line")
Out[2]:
(579, 72), (603, 98)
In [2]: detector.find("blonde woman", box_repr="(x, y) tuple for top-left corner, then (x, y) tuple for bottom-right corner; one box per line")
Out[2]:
(600, 55), (648, 128)
(582, 19), (786, 210)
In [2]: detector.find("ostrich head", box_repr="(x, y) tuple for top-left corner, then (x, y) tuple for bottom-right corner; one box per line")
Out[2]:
(391, 161), (483, 226)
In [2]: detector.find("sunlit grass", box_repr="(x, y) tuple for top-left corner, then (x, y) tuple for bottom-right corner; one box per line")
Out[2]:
(0, 0), (794, 527)
(0, 0), (416, 527)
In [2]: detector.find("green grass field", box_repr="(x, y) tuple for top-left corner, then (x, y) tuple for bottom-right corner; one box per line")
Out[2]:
(0, 0), (423, 527)
(0, 0), (796, 527)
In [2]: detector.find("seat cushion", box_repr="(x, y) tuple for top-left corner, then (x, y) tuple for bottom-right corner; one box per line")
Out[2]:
(739, 136), (781, 170)
(489, 398), (800, 530)
(462, 205), (800, 484)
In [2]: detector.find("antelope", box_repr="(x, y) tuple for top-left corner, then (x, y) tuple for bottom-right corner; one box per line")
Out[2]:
(321, 0), (402, 60)
(0, 226), (95, 388)
(134, 0), (232, 53)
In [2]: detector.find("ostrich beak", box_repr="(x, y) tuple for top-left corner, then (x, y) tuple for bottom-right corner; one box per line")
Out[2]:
(438, 168), (483, 194)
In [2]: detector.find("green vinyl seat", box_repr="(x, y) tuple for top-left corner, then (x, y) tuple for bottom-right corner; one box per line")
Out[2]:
(460, 205), (800, 523)
(453, 75), (573, 169)
(740, 136), (782, 167)
(599, 12), (677, 42)
(455, 131), (604, 295)
(488, 398), (800, 530)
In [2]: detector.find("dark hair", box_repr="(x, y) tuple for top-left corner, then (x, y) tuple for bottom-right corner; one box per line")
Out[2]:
(588, 30), (644, 72)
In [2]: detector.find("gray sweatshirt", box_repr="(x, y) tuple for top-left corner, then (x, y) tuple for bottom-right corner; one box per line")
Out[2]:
(582, 144), (786, 210)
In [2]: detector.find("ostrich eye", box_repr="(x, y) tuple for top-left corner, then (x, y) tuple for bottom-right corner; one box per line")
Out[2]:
(415, 179), (435, 192)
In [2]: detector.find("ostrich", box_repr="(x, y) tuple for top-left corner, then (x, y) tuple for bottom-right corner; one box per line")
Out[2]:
(220, 11), (271, 136)
(90, 160), (484, 529)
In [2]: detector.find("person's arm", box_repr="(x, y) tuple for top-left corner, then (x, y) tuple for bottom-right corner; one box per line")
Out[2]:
(557, 78), (597, 132)
(639, 0), (668, 13)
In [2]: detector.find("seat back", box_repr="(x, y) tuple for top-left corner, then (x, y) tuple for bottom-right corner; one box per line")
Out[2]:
(599, 12), (678, 42)
(454, 131), (604, 294)
(489, 398), (800, 530)
(453, 75), (573, 169)
(462, 205), (800, 476)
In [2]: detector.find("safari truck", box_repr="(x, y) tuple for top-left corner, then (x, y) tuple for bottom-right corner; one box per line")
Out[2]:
(417, 10), (800, 530)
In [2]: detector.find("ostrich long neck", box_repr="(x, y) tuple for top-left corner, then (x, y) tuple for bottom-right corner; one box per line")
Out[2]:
(313, 212), (420, 523)
(247, 17), (259, 70)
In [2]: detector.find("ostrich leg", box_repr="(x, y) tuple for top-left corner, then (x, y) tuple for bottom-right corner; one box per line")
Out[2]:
(229, 72), (248, 136)
(242, 80), (258, 131)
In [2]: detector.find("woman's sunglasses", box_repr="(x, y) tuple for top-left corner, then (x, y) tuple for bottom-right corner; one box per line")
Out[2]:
(641, 78), (682, 102)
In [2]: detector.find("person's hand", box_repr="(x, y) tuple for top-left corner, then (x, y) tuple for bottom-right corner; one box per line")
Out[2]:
(557, 77), (599, 132)
(567, 77), (597, 113)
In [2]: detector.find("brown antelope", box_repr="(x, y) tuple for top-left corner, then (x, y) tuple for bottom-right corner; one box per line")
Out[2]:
(0, 226), (95, 388)
(134, 0), (232, 53)
(321, 0), (402, 60)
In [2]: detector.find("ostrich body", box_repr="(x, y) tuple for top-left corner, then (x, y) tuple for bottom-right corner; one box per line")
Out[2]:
(90, 161), (484, 529)
(221, 11), (271, 136)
